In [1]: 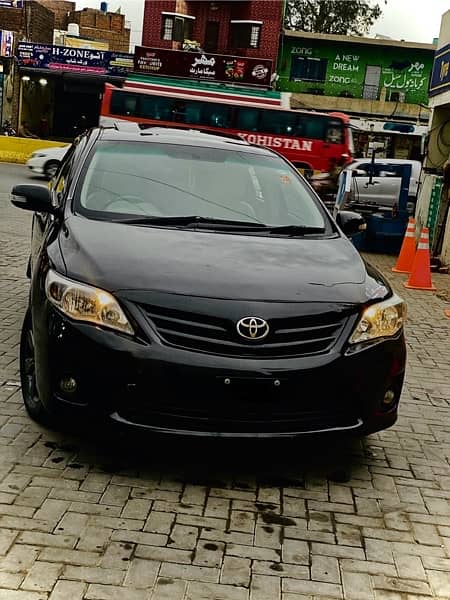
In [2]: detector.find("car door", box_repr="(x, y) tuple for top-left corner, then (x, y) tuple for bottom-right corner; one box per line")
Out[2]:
(351, 162), (400, 208)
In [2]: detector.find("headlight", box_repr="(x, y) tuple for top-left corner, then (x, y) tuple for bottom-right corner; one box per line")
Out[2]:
(45, 270), (134, 335)
(31, 153), (45, 158)
(349, 294), (406, 344)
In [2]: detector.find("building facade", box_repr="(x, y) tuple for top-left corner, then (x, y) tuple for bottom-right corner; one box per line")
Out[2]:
(67, 7), (131, 53)
(0, 1), (55, 127)
(37, 0), (75, 30)
(142, 0), (282, 64)
(277, 31), (436, 160)
(420, 10), (450, 266)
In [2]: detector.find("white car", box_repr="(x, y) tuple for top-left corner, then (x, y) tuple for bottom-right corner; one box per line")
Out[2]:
(347, 158), (422, 211)
(26, 145), (70, 179)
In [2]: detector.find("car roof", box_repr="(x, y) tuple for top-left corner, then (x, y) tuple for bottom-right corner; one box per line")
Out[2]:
(97, 125), (275, 156)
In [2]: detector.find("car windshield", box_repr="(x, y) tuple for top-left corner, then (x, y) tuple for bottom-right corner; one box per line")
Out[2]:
(77, 141), (328, 231)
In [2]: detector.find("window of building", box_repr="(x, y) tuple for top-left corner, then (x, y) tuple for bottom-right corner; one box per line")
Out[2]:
(290, 57), (328, 83)
(229, 20), (262, 49)
(161, 12), (194, 42)
(204, 21), (219, 52)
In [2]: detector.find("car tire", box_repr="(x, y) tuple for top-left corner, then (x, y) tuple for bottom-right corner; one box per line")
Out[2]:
(44, 160), (59, 179)
(20, 310), (54, 427)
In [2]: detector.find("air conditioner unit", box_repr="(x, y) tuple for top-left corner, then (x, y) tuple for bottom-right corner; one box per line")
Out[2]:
(389, 91), (405, 103)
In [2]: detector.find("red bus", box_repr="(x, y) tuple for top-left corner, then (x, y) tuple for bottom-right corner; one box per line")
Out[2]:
(100, 80), (354, 175)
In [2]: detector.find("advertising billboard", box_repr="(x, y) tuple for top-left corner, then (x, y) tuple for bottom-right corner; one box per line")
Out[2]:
(0, 30), (13, 57)
(134, 46), (272, 87)
(17, 42), (133, 76)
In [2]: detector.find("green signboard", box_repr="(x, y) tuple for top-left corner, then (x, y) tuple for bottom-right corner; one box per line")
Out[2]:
(427, 176), (443, 244)
(277, 36), (434, 105)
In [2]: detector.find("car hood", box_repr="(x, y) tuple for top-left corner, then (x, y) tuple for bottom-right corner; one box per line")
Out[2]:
(58, 216), (388, 304)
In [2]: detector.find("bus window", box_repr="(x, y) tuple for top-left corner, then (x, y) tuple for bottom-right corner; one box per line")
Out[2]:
(325, 119), (344, 144)
(140, 95), (172, 120)
(185, 101), (202, 125)
(236, 107), (259, 131)
(260, 110), (298, 136)
(298, 115), (326, 140)
(201, 102), (232, 128)
(172, 101), (187, 122)
(111, 92), (139, 117)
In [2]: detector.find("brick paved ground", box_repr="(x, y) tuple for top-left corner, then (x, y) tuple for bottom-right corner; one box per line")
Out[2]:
(1, 166), (450, 599)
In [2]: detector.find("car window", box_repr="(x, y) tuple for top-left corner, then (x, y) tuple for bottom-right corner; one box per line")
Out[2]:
(52, 146), (75, 207)
(352, 163), (370, 176)
(76, 141), (328, 230)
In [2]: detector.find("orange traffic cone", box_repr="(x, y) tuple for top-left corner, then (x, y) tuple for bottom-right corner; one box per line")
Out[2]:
(404, 228), (436, 291)
(392, 218), (416, 273)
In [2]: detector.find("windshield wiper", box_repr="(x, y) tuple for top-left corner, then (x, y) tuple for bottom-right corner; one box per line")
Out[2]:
(111, 215), (265, 228)
(264, 225), (326, 236)
(110, 215), (326, 236)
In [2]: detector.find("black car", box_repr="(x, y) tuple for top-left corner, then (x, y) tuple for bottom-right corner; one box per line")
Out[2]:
(12, 125), (406, 438)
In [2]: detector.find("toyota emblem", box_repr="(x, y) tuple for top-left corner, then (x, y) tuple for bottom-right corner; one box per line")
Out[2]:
(236, 317), (269, 340)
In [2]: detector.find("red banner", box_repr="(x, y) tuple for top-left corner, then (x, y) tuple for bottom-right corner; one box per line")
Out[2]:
(134, 46), (272, 88)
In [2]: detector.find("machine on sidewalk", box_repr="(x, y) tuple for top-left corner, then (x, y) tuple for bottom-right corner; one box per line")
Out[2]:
(336, 155), (413, 254)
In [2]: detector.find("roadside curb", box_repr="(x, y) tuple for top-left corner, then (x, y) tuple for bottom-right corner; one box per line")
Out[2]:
(0, 137), (67, 164)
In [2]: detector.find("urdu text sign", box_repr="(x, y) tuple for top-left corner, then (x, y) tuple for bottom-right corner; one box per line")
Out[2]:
(429, 43), (450, 97)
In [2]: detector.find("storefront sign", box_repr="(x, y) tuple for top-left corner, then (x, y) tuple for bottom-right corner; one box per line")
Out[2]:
(0, 30), (13, 57)
(134, 46), (272, 87)
(17, 42), (133, 76)
(429, 43), (450, 96)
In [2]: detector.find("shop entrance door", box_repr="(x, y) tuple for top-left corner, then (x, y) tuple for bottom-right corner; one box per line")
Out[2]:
(53, 77), (102, 139)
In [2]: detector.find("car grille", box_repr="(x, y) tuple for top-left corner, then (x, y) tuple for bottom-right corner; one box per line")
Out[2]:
(140, 304), (349, 358)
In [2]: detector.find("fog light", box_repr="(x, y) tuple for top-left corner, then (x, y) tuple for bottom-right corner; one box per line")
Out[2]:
(383, 389), (395, 406)
(59, 377), (77, 394)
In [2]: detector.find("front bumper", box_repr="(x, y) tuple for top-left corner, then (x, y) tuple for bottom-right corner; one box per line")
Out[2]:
(26, 158), (44, 174)
(35, 307), (406, 438)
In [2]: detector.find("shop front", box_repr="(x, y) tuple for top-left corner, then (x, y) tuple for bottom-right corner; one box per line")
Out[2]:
(350, 118), (428, 160)
(16, 42), (133, 140)
(415, 10), (450, 265)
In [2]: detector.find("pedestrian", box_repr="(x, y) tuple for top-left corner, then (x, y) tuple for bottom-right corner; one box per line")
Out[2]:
(18, 121), (38, 139)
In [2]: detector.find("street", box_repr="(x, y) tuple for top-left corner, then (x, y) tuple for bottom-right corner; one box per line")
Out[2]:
(1, 162), (450, 599)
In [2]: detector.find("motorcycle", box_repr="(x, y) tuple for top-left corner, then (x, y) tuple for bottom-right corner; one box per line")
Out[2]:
(1, 120), (16, 136)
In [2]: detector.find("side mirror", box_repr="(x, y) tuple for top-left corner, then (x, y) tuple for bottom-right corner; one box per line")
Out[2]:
(336, 210), (367, 237)
(11, 184), (55, 214)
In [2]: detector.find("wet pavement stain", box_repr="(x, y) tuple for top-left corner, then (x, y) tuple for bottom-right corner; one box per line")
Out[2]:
(261, 512), (296, 526)
(204, 543), (218, 551)
(158, 578), (175, 585)
(255, 503), (277, 512)
(310, 512), (330, 523)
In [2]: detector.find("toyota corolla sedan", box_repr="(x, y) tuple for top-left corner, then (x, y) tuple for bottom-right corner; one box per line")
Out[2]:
(11, 125), (406, 438)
